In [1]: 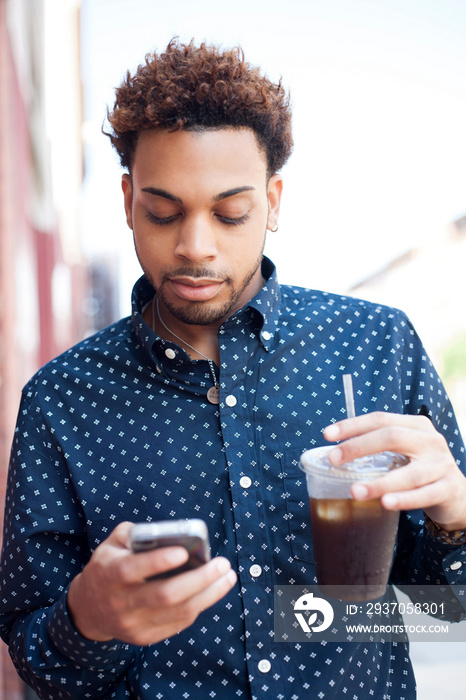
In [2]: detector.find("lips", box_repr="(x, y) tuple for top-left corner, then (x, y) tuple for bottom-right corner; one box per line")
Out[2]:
(168, 277), (224, 302)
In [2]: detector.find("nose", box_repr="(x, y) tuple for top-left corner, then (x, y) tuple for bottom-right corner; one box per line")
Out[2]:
(174, 215), (218, 262)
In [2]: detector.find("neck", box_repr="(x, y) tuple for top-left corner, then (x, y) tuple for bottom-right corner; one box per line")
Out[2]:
(150, 297), (221, 366)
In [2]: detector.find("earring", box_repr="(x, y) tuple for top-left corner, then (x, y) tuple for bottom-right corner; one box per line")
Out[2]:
(270, 223), (279, 233)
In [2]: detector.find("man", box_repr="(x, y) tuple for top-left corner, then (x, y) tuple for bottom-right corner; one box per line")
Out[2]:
(1, 38), (465, 699)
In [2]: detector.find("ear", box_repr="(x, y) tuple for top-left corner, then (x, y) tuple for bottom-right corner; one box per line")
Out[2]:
(121, 174), (134, 229)
(266, 173), (283, 230)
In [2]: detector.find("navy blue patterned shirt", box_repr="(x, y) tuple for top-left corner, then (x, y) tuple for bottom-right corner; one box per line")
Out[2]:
(1, 257), (466, 699)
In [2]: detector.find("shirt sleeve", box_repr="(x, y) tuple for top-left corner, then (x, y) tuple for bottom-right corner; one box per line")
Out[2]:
(0, 390), (138, 698)
(390, 312), (466, 619)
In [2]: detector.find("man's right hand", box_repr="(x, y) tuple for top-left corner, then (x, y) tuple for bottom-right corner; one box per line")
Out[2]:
(67, 521), (237, 646)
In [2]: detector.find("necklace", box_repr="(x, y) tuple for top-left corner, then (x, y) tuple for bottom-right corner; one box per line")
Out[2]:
(152, 297), (220, 405)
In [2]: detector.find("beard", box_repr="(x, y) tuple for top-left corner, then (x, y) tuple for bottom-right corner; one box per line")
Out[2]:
(140, 251), (265, 327)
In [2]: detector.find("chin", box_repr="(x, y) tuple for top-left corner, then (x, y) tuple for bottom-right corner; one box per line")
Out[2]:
(167, 298), (236, 326)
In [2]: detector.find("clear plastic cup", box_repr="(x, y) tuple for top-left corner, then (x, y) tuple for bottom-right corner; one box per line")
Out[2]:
(299, 446), (409, 601)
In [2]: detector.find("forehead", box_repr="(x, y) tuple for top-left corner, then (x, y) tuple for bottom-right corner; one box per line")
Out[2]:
(131, 127), (268, 190)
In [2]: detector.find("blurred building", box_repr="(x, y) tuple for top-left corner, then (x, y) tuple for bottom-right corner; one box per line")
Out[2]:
(350, 212), (466, 436)
(0, 0), (91, 696)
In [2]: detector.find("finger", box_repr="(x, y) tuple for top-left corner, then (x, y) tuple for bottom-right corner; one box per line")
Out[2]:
(350, 461), (445, 503)
(141, 557), (235, 608)
(117, 546), (190, 585)
(102, 522), (192, 584)
(379, 480), (450, 512)
(324, 412), (435, 443)
(107, 520), (135, 547)
(325, 424), (446, 468)
(123, 565), (237, 646)
(169, 562), (237, 618)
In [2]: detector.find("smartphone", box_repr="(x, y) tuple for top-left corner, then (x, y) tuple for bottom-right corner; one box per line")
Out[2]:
(128, 519), (211, 580)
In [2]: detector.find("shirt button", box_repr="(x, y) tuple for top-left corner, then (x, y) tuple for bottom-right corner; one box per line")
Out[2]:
(225, 395), (237, 407)
(258, 659), (271, 673)
(450, 561), (463, 571)
(249, 564), (262, 578)
(261, 330), (272, 341)
(239, 476), (252, 489)
(165, 348), (176, 359)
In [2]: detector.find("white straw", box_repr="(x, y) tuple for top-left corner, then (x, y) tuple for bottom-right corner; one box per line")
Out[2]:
(343, 374), (356, 419)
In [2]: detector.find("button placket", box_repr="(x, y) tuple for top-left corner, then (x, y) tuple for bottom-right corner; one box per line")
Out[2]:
(217, 319), (274, 698)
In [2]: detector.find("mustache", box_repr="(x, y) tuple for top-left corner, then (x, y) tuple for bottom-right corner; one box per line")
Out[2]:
(161, 265), (231, 282)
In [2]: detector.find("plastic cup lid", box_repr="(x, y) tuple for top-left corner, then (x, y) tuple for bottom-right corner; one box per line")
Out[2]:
(299, 445), (409, 479)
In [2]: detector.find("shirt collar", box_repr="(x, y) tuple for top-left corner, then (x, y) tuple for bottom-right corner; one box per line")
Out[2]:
(130, 256), (282, 360)
(237, 256), (281, 352)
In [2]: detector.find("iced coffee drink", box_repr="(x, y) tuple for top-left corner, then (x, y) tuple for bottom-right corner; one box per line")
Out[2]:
(300, 446), (408, 601)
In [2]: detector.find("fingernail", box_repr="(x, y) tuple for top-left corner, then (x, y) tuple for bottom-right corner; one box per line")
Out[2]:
(216, 558), (231, 575)
(329, 447), (342, 465)
(382, 494), (398, 508)
(352, 484), (369, 499)
(166, 547), (189, 565)
(325, 424), (340, 440)
(226, 570), (237, 585)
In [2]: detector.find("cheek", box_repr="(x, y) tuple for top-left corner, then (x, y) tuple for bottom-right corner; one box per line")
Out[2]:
(221, 238), (263, 271)
(134, 221), (166, 252)
(228, 235), (266, 273)
(133, 230), (170, 271)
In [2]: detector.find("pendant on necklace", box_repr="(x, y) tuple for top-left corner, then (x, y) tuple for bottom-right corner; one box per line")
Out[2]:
(207, 385), (220, 404)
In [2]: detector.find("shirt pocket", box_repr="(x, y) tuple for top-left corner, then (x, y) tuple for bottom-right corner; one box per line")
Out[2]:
(280, 449), (315, 564)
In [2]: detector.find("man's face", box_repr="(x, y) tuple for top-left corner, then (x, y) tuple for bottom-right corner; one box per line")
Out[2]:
(122, 128), (282, 328)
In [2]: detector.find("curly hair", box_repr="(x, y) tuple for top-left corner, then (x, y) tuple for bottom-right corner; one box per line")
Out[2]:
(105, 38), (293, 176)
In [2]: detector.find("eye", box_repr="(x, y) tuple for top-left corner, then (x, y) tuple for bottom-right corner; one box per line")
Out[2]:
(145, 211), (180, 226)
(216, 213), (250, 227)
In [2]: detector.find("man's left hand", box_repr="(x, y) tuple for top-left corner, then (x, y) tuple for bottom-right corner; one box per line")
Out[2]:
(324, 412), (466, 531)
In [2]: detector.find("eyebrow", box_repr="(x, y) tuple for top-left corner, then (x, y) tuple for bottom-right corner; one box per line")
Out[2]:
(213, 186), (256, 202)
(141, 185), (255, 204)
(141, 187), (182, 203)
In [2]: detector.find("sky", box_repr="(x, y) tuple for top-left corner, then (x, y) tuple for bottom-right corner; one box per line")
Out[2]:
(79, 0), (466, 315)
